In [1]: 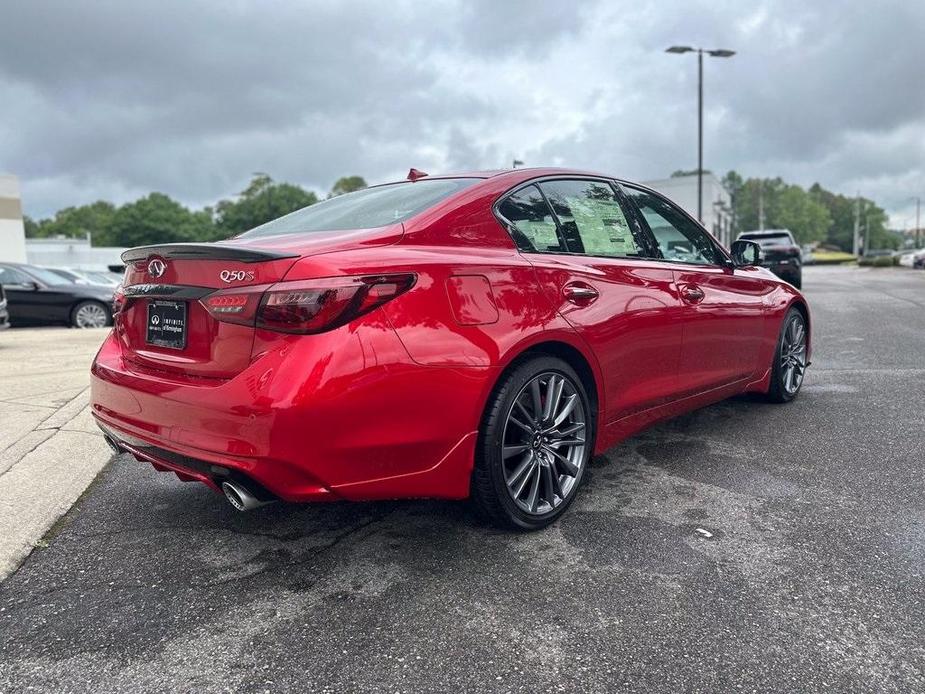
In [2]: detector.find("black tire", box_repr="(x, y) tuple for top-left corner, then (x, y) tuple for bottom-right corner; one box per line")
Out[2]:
(70, 300), (111, 329)
(790, 271), (802, 290)
(471, 355), (594, 530)
(766, 307), (807, 403)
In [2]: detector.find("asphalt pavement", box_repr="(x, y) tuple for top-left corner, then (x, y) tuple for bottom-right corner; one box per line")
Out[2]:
(1, 266), (923, 693)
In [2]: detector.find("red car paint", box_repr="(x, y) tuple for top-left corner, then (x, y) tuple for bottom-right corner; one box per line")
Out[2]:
(90, 168), (809, 503)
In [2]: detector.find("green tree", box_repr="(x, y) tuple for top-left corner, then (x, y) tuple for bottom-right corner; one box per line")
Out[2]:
(722, 171), (745, 235)
(215, 174), (318, 236)
(23, 215), (40, 238)
(107, 193), (214, 247)
(329, 175), (368, 197)
(25, 201), (118, 241)
(808, 185), (896, 252)
(730, 177), (831, 245)
(770, 185), (831, 244)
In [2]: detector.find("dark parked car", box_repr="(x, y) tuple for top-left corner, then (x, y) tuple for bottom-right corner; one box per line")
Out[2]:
(0, 283), (9, 331)
(0, 262), (114, 328)
(737, 230), (802, 288)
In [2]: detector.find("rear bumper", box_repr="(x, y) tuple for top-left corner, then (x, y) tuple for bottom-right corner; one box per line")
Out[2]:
(90, 316), (493, 502)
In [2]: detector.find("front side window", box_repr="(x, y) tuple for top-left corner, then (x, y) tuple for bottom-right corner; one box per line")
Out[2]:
(240, 178), (478, 238)
(538, 180), (645, 258)
(623, 186), (722, 266)
(496, 184), (566, 253)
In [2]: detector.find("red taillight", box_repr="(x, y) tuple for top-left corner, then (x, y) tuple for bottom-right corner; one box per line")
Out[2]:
(199, 284), (270, 327)
(257, 274), (415, 334)
(199, 274), (415, 334)
(112, 286), (126, 315)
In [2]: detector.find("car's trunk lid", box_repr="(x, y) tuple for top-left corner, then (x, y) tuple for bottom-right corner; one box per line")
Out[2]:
(116, 226), (402, 379)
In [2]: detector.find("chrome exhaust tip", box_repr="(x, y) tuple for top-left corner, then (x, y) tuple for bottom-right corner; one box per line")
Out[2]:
(103, 434), (122, 455)
(221, 480), (272, 512)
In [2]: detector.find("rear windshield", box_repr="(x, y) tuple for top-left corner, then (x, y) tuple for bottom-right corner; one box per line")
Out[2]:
(741, 233), (792, 246)
(239, 178), (479, 238)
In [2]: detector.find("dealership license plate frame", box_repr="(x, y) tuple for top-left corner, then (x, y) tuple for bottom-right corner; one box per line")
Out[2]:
(146, 300), (187, 350)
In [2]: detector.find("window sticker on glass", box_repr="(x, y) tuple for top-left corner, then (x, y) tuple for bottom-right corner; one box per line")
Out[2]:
(565, 197), (636, 256)
(519, 219), (560, 250)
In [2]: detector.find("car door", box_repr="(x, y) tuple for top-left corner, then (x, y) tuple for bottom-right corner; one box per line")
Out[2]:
(0, 265), (45, 325)
(621, 185), (770, 396)
(496, 178), (684, 423)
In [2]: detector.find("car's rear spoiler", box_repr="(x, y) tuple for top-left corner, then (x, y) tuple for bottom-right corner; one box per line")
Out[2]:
(121, 243), (298, 264)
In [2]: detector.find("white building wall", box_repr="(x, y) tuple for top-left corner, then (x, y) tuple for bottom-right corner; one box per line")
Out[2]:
(26, 237), (127, 271)
(640, 173), (733, 248)
(0, 174), (27, 263)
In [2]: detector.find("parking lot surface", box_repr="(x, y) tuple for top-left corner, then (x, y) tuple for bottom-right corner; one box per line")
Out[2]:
(0, 266), (923, 693)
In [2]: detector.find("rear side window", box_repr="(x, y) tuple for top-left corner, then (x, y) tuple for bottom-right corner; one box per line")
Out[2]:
(538, 180), (645, 258)
(0, 266), (40, 285)
(0, 266), (24, 284)
(239, 178), (479, 238)
(496, 185), (567, 253)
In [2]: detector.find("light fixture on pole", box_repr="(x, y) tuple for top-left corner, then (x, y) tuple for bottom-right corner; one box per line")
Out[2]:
(665, 46), (735, 223)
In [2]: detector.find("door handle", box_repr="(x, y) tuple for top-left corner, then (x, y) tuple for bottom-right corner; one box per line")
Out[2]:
(563, 284), (599, 304)
(680, 285), (705, 303)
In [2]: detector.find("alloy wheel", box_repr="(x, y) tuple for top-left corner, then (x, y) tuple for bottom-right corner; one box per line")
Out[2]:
(780, 313), (807, 395)
(500, 372), (588, 515)
(75, 303), (108, 329)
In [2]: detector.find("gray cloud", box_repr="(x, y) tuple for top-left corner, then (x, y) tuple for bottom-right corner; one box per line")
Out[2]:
(1, 0), (922, 225)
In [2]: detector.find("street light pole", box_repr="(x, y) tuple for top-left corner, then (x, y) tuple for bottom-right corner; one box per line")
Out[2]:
(666, 45), (735, 224)
(916, 196), (921, 248)
(698, 49), (703, 223)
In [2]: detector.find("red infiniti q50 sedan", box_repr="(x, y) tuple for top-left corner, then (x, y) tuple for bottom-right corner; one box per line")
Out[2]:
(91, 168), (810, 529)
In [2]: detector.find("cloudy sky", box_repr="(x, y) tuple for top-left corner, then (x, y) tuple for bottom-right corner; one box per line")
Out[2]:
(1, 0), (924, 226)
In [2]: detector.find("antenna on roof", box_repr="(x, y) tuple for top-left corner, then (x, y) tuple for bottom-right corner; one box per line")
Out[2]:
(512, 159), (524, 169)
(407, 168), (428, 181)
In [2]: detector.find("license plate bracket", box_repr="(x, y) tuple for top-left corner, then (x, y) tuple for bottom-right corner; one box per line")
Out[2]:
(146, 300), (187, 350)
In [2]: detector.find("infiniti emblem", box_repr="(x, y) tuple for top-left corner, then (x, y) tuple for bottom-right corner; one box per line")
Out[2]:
(147, 258), (167, 278)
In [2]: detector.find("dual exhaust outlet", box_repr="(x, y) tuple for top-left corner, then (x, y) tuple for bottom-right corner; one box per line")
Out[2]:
(102, 430), (271, 512)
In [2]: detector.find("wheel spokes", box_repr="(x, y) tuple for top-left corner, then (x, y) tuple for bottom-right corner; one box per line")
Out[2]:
(556, 422), (585, 438)
(529, 379), (544, 421)
(503, 444), (530, 459)
(551, 393), (578, 428)
(509, 453), (537, 498)
(526, 462), (542, 513)
(501, 372), (588, 515)
(542, 375), (563, 423)
(544, 445), (580, 476)
(780, 315), (807, 394)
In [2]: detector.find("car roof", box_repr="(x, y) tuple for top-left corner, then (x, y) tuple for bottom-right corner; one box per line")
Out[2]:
(384, 167), (620, 184)
(740, 229), (793, 236)
(370, 166), (644, 197)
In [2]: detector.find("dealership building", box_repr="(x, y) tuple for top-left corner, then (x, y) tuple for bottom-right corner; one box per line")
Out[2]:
(0, 174), (27, 263)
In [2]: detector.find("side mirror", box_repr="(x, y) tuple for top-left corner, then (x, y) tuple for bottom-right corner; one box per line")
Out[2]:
(730, 239), (761, 267)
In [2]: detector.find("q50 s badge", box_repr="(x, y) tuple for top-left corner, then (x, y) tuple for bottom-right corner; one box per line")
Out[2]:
(220, 270), (256, 283)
